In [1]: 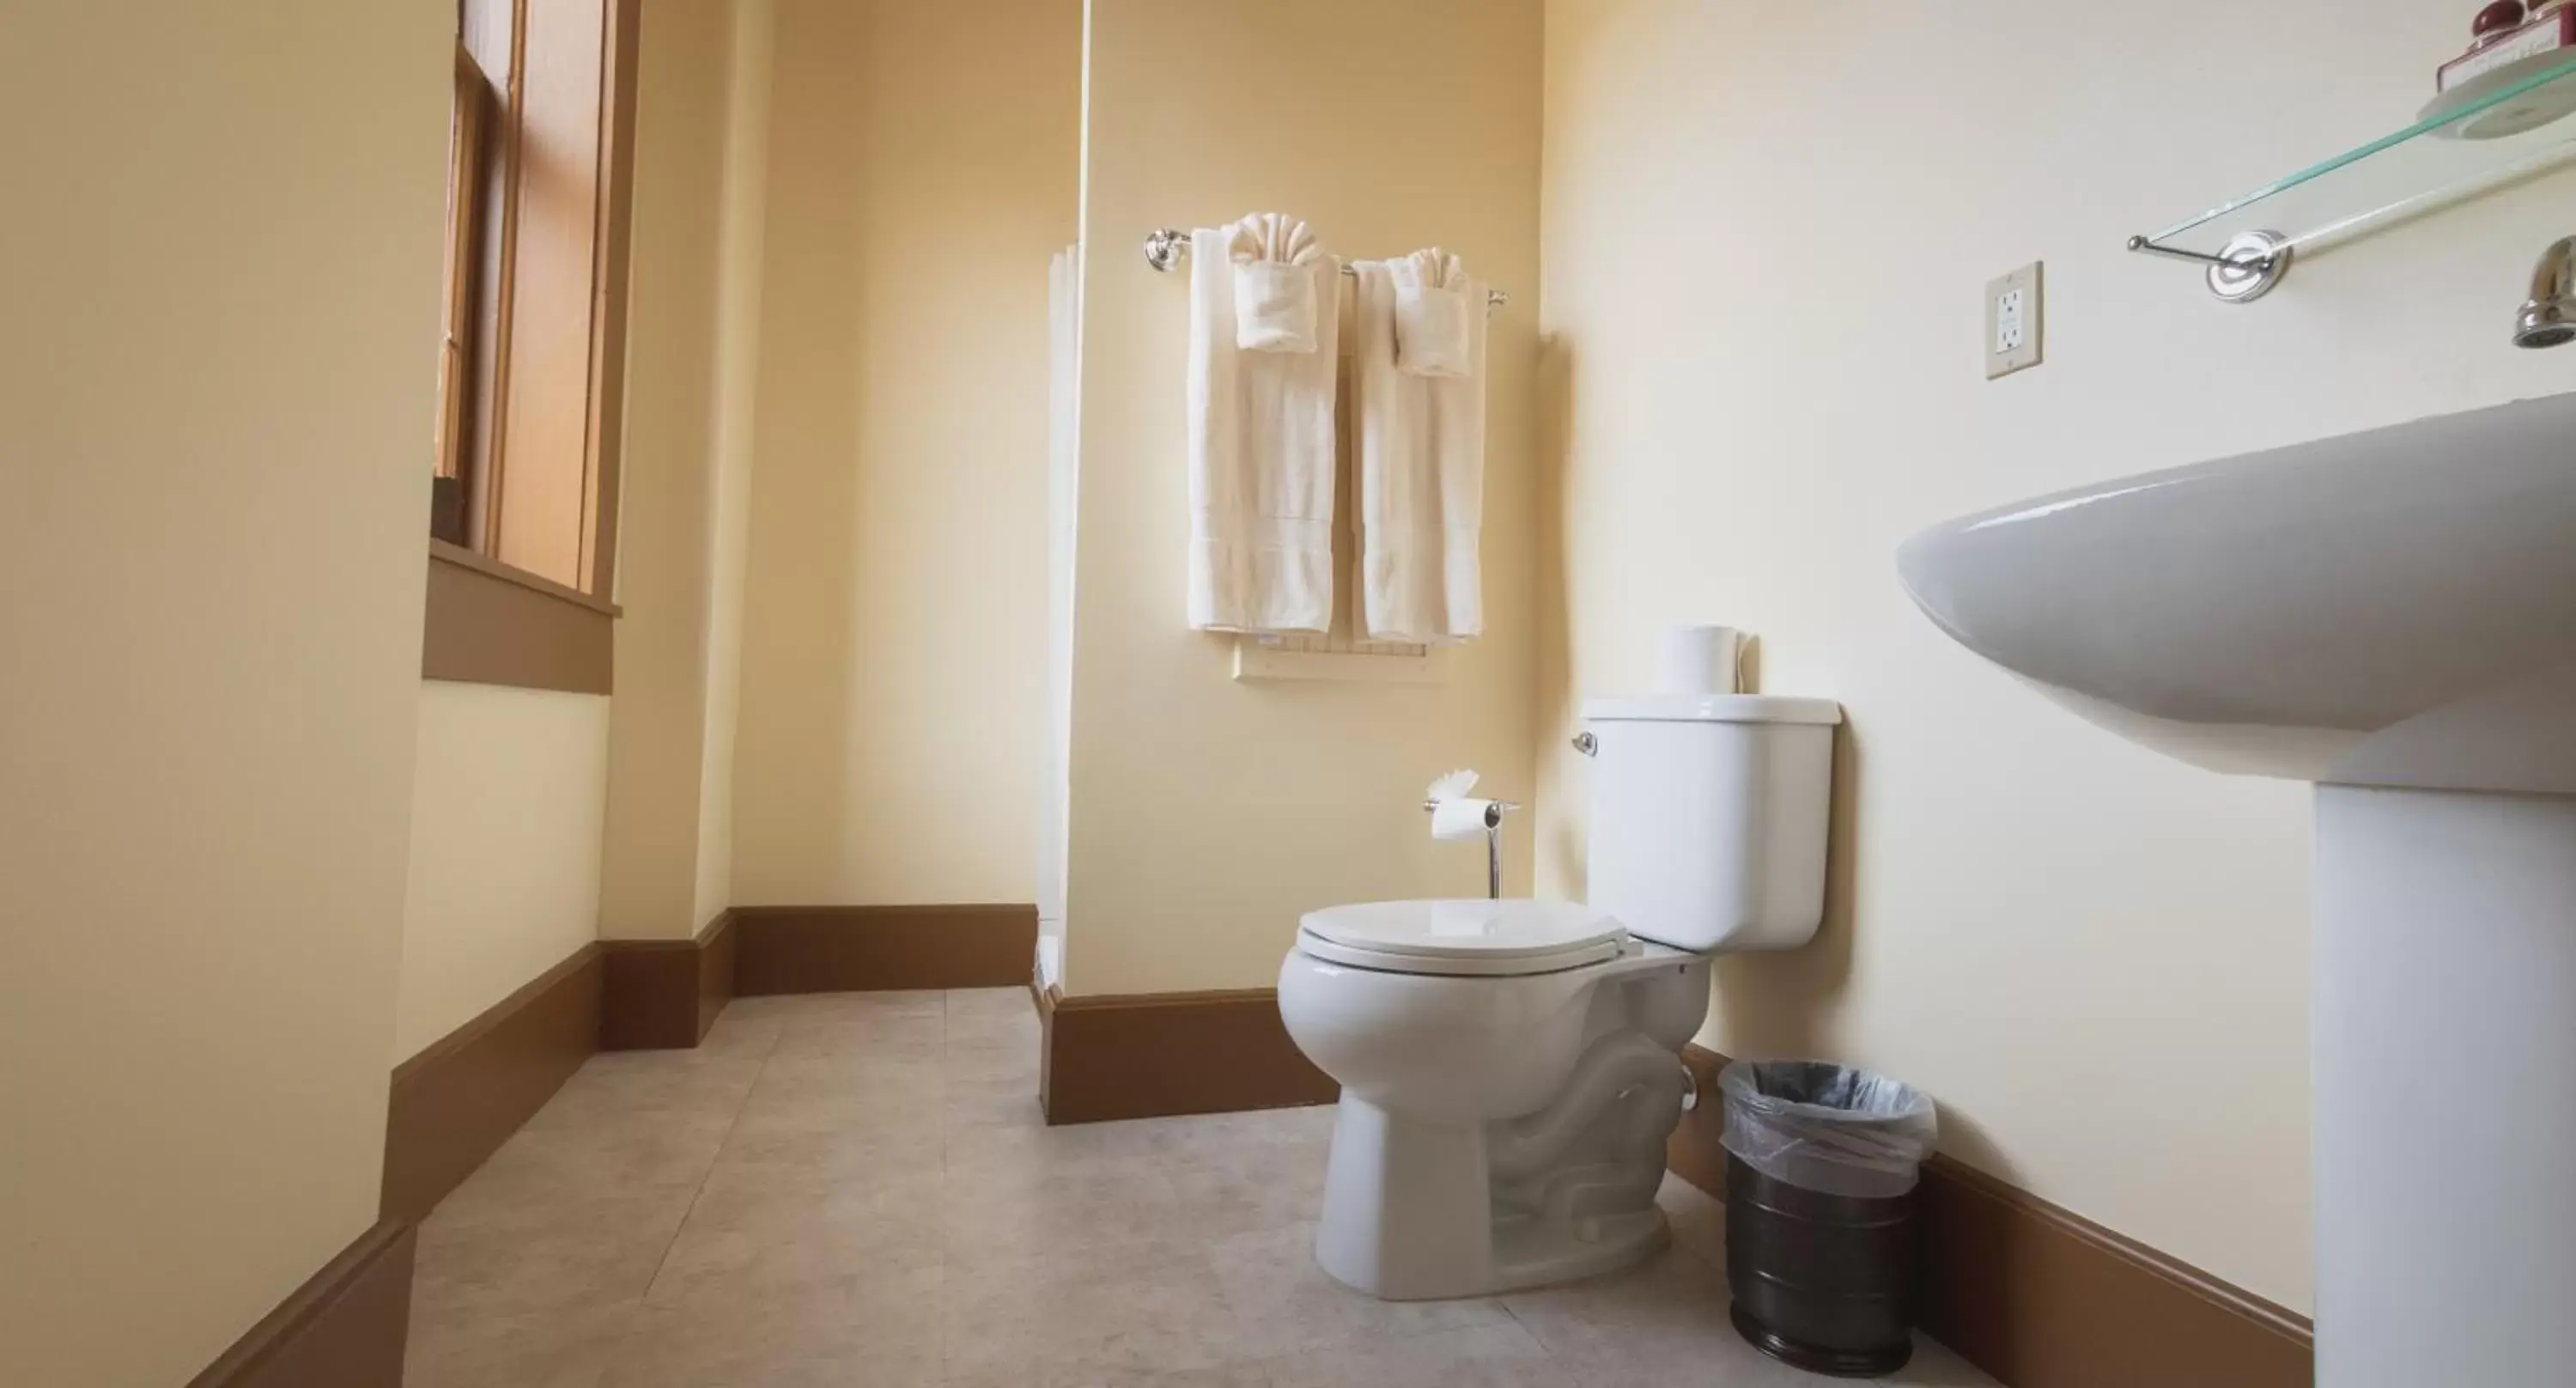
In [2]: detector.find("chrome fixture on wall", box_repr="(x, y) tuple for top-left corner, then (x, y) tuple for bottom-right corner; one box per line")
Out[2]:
(2515, 235), (2576, 347)
(1422, 795), (1519, 898)
(2125, 228), (2293, 303)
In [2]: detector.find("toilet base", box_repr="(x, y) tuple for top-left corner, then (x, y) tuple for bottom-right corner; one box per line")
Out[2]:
(1311, 1094), (1674, 1301)
(1484, 1202), (1672, 1295)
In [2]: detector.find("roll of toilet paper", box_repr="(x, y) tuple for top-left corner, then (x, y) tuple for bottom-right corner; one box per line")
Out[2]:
(1656, 624), (1745, 696)
(1431, 797), (1499, 841)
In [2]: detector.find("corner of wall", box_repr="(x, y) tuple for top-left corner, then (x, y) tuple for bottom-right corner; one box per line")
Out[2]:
(693, 0), (778, 934)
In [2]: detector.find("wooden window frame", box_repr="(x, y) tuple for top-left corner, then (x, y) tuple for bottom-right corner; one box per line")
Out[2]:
(422, 0), (637, 695)
(429, 45), (493, 524)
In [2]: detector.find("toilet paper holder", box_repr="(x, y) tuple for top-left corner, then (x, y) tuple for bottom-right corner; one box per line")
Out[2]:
(1422, 798), (1520, 900)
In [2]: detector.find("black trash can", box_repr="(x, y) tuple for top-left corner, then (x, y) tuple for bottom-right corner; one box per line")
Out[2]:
(1719, 1060), (1938, 1379)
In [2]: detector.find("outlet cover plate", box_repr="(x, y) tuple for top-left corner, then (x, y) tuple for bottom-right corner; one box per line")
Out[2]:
(1986, 262), (2044, 380)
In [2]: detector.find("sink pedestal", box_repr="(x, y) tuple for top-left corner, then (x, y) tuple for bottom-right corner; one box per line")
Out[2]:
(2314, 786), (2576, 1387)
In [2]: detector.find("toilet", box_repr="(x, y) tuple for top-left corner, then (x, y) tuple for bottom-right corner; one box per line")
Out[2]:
(1276, 693), (1843, 1300)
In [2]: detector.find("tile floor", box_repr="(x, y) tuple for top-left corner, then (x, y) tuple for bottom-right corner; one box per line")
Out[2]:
(406, 988), (1998, 1388)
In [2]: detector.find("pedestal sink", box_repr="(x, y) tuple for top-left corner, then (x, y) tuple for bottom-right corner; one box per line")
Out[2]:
(1896, 394), (2576, 1388)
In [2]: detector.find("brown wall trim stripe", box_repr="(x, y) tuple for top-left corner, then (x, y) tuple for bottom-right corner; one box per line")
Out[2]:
(383, 943), (603, 1221)
(422, 539), (616, 694)
(731, 904), (1036, 995)
(601, 910), (736, 1050)
(185, 1221), (415, 1388)
(1041, 985), (1338, 1125)
(1670, 1044), (2312, 1388)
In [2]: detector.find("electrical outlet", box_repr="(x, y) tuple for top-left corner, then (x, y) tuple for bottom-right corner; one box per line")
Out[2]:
(1996, 289), (2026, 352)
(1985, 262), (2044, 380)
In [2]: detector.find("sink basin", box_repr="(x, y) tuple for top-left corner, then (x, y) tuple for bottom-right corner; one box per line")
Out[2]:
(1898, 394), (2576, 1388)
(1896, 393), (2576, 794)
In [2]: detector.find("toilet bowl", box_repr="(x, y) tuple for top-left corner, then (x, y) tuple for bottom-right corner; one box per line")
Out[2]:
(1277, 694), (1843, 1301)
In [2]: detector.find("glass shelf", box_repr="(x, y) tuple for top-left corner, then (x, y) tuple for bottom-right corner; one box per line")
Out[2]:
(2131, 51), (2576, 296)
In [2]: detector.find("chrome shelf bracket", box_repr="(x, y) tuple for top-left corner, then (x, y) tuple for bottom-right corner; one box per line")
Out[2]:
(2127, 228), (2294, 303)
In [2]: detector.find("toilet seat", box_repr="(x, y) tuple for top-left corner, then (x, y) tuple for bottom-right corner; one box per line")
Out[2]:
(1297, 899), (1629, 977)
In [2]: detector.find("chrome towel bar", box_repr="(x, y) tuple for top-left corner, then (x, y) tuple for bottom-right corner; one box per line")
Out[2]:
(1144, 228), (1509, 311)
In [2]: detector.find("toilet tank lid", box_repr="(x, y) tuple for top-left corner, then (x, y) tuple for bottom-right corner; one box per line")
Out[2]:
(1583, 694), (1843, 725)
(1300, 898), (1626, 961)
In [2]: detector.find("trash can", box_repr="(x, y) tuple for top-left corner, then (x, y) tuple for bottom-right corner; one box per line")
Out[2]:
(1719, 1059), (1939, 1378)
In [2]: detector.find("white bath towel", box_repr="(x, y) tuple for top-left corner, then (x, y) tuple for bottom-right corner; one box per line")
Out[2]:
(1350, 249), (1486, 643)
(1231, 211), (1320, 352)
(1188, 214), (1340, 633)
(1394, 247), (1473, 377)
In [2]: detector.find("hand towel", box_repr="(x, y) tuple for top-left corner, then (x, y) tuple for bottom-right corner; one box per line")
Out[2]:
(1231, 211), (1321, 353)
(1350, 248), (1486, 643)
(1188, 213), (1341, 634)
(1393, 247), (1473, 377)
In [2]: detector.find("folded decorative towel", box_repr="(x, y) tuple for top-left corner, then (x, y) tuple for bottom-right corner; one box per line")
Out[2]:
(1187, 213), (1340, 633)
(1230, 212), (1321, 353)
(1392, 247), (1473, 378)
(1351, 250), (1486, 643)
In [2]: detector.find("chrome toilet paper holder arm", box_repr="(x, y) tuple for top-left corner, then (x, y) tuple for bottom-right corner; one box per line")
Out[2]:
(1423, 799), (1521, 900)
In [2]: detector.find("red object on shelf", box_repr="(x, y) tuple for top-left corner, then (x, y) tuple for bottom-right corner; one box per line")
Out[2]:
(2475, 1), (2530, 43)
(2440, 5), (2576, 90)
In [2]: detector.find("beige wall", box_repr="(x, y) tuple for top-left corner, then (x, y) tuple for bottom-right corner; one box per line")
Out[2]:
(694, 0), (777, 931)
(730, 0), (1080, 908)
(398, 684), (612, 1058)
(1062, 0), (1546, 995)
(0, 6), (449, 1384)
(601, 0), (775, 941)
(1538, 0), (2576, 1312)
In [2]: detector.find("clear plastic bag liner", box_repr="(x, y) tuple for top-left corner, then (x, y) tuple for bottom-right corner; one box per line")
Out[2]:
(1719, 1059), (1939, 1199)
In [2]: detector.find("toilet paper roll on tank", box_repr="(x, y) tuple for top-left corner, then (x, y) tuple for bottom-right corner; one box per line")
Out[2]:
(1656, 624), (1748, 696)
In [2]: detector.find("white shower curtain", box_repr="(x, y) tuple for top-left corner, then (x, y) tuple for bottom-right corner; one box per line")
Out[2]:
(1036, 246), (1078, 989)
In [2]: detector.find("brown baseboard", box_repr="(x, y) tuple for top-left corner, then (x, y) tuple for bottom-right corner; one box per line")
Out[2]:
(600, 910), (736, 1050)
(383, 945), (602, 1221)
(731, 904), (1036, 995)
(598, 904), (1038, 1045)
(186, 1221), (415, 1388)
(1041, 984), (1339, 1124)
(1669, 1044), (2312, 1388)
(1036, 978), (1060, 1104)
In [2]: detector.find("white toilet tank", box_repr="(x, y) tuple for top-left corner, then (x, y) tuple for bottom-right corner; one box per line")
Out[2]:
(1582, 694), (1842, 953)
